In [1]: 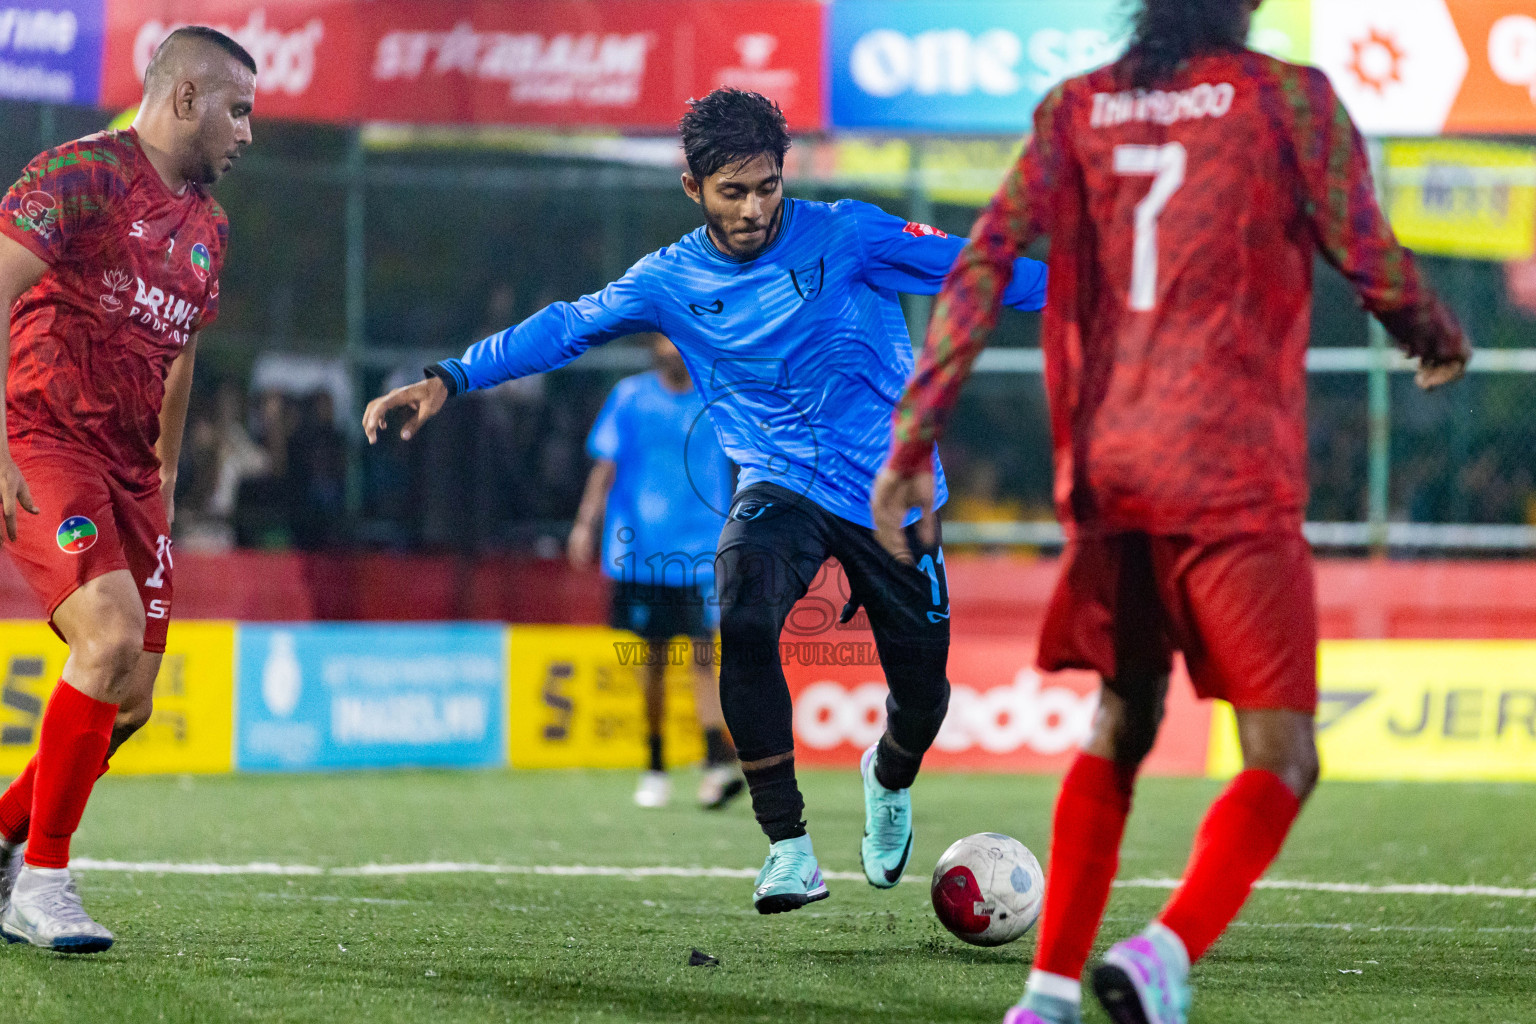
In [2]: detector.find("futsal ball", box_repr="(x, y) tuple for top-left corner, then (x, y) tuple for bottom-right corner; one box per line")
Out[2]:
(930, 832), (1044, 946)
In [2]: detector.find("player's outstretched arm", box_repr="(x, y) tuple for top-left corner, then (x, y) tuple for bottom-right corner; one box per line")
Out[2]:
(568, 459), (616, 569)
(362, 375), (448, 444)
(875, 88), (1070, 563)
(0, 234), (45, 541)
(1291, 69), (1471, 391)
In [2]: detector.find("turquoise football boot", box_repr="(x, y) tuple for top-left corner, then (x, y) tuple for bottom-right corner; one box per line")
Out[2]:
(859, 743), (913, 888)
(1092, 925), (1193, 1024)
(752, 834), (829, 915)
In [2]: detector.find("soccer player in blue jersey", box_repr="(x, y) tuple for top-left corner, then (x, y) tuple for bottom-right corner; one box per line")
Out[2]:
(363, 88), (1048, 914)
(568, 333), (744, 811)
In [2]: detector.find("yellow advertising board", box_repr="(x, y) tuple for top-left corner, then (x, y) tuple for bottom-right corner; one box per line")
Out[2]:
(0, 621), (235, 777)
(1384, 141), (1536, 262)
(1209, 641), (1536, 782)
(507, 625), (708, 769)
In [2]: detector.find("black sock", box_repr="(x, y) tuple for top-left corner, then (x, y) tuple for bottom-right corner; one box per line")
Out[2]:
(743, 758), (806, 843)
(873, 733), (923, 791)
(647, 733), (665, 773)
(704, 728), (736, 766)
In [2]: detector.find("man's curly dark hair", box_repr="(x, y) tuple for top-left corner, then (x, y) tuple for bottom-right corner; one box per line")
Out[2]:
(679, 88), (791, 181)
(1124, 0), (1253, 89)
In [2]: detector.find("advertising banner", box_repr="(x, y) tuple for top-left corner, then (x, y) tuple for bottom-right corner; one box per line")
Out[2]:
(786, 633), (1211, 776)
(826, 0), (1309, 134)
(506, 625), (706, 769)
(1385, 140), (1536, 261)
(236, 623), (506, 771)
(99, 0), (824, 130)
(1208, 641), (1536, 782)
(0, 0), (104, 103)
(0, 620), (234, 776)
(1312, 0), (1536, 136)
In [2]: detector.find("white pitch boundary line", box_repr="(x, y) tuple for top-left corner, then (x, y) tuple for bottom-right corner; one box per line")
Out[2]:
(69, 859), (1536, 899)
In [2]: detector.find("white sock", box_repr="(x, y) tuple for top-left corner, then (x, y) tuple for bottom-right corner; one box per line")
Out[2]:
(1025, 969), (1082, 1004)
(1145, 920), (1191, 975)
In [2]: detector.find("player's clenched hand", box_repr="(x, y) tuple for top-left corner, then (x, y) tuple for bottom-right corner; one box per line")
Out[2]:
(1415, 356), (1468, 392)
(0, 453), (39, 543)
(871, 467), (936, 566)
(363, 376), (449, 444)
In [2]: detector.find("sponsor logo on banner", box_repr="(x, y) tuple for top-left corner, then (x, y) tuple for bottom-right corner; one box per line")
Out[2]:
(506, 626), (706, 769)
(715, 33), (802, 108)
(1313, 0), (1469, 136)
(0, 2), (100, 103)
(1209, 641), (1536, 782)
(1384, 140), (1536, 262)
(133, 11), (325, 97)
(795, 669), (1097, 757)
(831, 0), (1125, 132)
(373, 24), (654, 108)
(237, 624), (506, 771)
(1490, 15), (1536, 102)
(0, 621), (235, 776)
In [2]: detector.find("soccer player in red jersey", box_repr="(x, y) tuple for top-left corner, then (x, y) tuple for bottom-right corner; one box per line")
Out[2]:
(0, 27), (252, 952)
(873, 2), (1469, 1022)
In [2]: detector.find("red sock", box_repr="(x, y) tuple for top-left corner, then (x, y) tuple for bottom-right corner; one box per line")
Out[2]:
(1032, 753), (1137, 979)
(25, 681), (117, 869)
(0, 752), (115, 846)
(0, 757), (36, 843)
(1157, 769), (1302, 963)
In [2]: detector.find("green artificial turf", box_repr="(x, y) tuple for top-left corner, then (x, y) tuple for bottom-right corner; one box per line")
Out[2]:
(0, 769), (1530, 1023)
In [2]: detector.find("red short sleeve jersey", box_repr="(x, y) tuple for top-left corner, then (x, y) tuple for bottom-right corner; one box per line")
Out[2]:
(1, 128), (228, 495)
(892, 51), (1465, 537)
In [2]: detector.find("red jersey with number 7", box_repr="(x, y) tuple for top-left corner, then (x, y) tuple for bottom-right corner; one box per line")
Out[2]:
(890, 51), (1467, 537)
(0, 128), (227, 497)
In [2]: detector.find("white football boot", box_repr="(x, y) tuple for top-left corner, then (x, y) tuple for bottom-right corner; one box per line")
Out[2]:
(1, 866), (114, 953)
(633, 771), (671, 809)
(0, 841), (22, 909)
(697, 765), (745, 810)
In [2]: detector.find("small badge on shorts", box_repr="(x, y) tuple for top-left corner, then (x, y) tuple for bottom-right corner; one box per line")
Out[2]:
(56, 516), (98, 554)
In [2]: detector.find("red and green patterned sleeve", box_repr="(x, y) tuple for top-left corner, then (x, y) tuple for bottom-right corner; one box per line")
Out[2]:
(0, 139), (126, 267)
(1287, 66), (1469, 364)
(886, 85), (1070, 476)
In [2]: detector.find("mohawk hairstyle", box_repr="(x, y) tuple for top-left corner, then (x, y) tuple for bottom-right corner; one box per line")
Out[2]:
(144, 25), (258, 86)
(1124, 0), (1252, 89)
(679, 88), (791, 181)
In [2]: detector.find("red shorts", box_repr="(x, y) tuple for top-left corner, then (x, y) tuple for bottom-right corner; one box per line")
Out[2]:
(1038, 531), (1317, 714)
(4, 445), (173, 653)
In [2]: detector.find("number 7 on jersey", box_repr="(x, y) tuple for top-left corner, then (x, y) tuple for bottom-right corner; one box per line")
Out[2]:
(1113, 143), (1186, 312)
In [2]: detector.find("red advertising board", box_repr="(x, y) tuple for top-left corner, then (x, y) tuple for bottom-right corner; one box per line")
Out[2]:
(99, 0), (825, 131)
(784, 632), (1212, 776)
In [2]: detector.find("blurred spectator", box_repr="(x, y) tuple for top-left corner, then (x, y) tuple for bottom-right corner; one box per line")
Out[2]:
(288, 392), (347, 549)
(176, 381), (273, 551)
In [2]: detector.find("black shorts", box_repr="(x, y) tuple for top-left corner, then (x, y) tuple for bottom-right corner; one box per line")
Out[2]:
(610, 580), (715, 641)
(717, 481), (950, 653)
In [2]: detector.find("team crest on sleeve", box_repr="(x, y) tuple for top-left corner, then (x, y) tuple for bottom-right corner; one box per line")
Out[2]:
(190, 243), (212, 282)
(17, 191), (59, 238)
(56, 516), (98, 554)
(903, 222), (948, 238)
(790, 257), (826, 301)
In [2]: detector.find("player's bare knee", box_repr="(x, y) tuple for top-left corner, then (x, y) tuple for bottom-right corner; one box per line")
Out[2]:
(73, 616), (147, 695)
(1086, 679), (1164, 769)
(1237, 710), (1319, 801)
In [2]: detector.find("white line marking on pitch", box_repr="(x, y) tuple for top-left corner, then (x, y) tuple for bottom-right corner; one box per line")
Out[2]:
(69, 859), (1536, 899)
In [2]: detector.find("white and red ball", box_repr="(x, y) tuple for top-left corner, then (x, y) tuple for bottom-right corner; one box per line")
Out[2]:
(930, 832), (1044, 946)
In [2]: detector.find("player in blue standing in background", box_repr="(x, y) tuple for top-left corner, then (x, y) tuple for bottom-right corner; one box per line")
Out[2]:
(363, 88), (1048, 914)
(567, 332), (744, 812)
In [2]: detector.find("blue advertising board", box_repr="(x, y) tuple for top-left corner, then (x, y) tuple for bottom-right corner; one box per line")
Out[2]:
(237, 624), (507, 772)
(0, 1), (102, 105)
(829, 0), (1128, 133)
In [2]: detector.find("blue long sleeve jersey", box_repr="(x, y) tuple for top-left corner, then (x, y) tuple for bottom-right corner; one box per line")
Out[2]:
(431, 198), (1048, 529)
